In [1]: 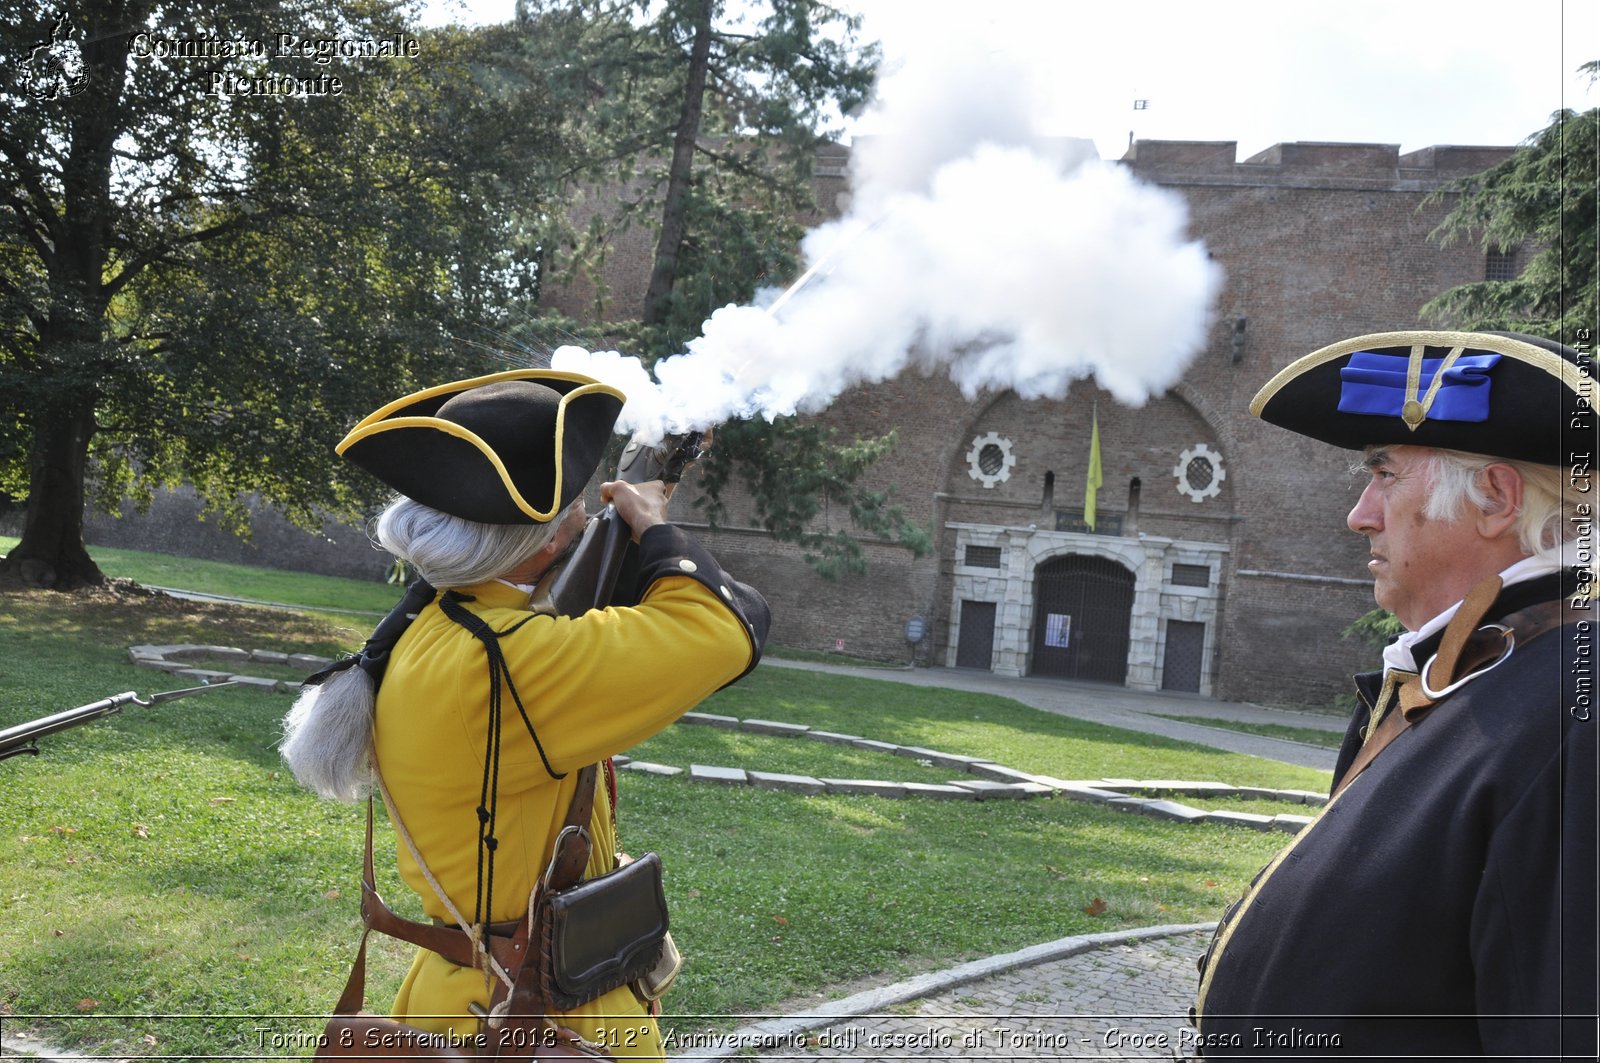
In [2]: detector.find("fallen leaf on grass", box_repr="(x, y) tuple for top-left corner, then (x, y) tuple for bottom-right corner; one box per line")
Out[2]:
(132, 824), (150, 839)
(75, 999), (99, 1012)
(143, 1035), (158, 1046)
(209, 797), (236, 806)
(323, 889), (341, 900)
(1204, 880), (1219, 889)
(53, 929), (64, 937)
(1084, 897), (1108, 916)
(772, 915), (788, 926)
(49, 826), (77, 835)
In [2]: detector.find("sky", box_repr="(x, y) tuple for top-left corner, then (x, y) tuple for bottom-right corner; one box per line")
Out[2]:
(420, 0), (1597, 160)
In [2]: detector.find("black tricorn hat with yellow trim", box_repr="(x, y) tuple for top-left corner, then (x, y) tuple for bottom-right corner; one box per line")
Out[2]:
(1250, 330), (1589, 465)
(337, 369), (626, 524)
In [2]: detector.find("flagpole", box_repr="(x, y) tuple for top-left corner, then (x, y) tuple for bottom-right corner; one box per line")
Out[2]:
(1084, 400), (1103, 532)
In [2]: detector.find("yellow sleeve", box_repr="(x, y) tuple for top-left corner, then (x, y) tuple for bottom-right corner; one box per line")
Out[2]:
(474, 575), (754, 783)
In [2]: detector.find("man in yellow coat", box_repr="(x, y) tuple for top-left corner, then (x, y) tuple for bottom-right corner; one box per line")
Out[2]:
(282, 369), (771, 1058)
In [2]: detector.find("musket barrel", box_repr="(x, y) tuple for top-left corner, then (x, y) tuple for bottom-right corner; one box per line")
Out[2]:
(0, 692), (141, 758)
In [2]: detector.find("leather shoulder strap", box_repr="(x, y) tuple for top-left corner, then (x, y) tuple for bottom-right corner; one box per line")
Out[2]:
(544, 764), (599, 893)
(1335, 581), (1577, 800)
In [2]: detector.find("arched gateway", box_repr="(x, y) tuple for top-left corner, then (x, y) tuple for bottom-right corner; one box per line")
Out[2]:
(1029, 555), (1135, 683)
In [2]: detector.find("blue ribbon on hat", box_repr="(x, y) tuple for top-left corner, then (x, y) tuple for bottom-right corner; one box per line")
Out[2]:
(1337, 351), (1501, 422)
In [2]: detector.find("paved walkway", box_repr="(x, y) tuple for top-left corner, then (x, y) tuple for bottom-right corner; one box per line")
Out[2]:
(762, 658), (1344, 772)
(672, 925), (1215, 1061)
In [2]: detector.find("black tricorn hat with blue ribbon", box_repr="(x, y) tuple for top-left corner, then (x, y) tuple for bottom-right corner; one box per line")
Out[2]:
(337, 369), (626, 525)
(1250, 330), (1590, 465)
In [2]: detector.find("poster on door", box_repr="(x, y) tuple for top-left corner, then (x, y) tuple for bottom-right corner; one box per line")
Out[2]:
(1044, 612), (1071, 648)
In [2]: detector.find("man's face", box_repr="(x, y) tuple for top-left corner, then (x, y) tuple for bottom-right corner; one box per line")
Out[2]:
(544, 497), (588, 561)
(1345, 445), (1492, 631)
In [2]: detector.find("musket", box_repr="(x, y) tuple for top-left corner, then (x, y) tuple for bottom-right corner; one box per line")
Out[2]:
(0, 681), (239, 762)
(528, 430), (711, 617)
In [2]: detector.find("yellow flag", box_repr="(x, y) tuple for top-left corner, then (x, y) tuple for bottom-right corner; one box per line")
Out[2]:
(1084, 411), (1103, 531)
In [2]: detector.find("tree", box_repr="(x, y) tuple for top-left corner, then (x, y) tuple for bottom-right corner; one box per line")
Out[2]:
(0, 2), (573, 588)
(1423, 61), (1599, 342)
(694, 419), (933, 578)
(516, 0), (877, 339)
(508, 1), (927, 575)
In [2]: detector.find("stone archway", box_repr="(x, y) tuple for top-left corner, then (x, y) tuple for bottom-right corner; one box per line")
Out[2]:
(1029, 554), (1136, 683)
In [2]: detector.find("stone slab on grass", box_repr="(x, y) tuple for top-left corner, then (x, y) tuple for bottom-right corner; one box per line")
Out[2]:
(893, 746), (991, 771)
(128, 644), (195, 662)
(740, 719), (810, 737)
(1135, 799), (1210, 824)
(689, 764), (748, 786)
(967, 762), (1047, 785)
(747, 770), (825, 795)
(227, 675), (281, 692)
(680, 712), (740, 729)
(901, 782), (978, 801)
(803, 730), (864, 745)
(1278, 789), (1329, 806)
(173, 669), (235, 684)
(820, 779), (908, 799)
(620, 761), (682, 777)
(1206, 810), (1276, 831)
(948, 780), (1046, 800)
(1273, 813), (1315, 833)
(1053, 782), (1141, 803)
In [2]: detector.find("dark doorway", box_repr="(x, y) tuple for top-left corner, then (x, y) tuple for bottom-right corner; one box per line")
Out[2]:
(1161, 620), (1206, 692)
(954, 600), (998, 669)
(1030, 555), (1135, 683)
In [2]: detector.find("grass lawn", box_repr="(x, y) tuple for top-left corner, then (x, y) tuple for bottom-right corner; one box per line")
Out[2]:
(1149, 713), (1347, 751)
(0, 563), (1329, 1056)
(0, 535), (399, 621)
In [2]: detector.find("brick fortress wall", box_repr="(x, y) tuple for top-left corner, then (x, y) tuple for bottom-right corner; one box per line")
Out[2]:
(664, 138), (1513, 707)
(83, 139), (1513, 708)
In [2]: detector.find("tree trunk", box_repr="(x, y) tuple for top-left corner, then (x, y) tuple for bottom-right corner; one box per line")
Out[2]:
(642, 0), (715, 327)
(5, 395), (103, 589)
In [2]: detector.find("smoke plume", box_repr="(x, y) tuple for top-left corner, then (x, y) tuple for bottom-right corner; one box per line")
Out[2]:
(553, 38), (1223, 443)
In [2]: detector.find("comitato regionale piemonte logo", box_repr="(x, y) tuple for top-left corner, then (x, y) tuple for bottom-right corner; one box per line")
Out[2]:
(26, 11), (90, 100)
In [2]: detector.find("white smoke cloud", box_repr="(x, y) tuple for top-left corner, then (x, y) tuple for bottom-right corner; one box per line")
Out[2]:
(553, 34), (1224, 443)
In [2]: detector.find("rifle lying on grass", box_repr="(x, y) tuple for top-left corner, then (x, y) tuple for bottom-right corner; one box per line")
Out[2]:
(0, 681), (238, 762)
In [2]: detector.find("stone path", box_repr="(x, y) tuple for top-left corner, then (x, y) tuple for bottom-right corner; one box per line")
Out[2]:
(618, 709), (1325, 831)
(669, 926), (1215, 1061)
(763, 659), (1343, 773)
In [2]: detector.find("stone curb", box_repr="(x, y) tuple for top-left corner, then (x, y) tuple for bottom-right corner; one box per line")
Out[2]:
(124, 649), (1329, 826)
(128, 643), (330, 694)
(668, 922), (1218, 1062)
(667, 710), (1327, 823)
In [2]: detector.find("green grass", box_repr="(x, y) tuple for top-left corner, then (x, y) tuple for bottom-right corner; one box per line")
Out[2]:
(0, 571), (1329, 1056)
(0, 534), (399, 620)
(1150, 713), (1347, 750)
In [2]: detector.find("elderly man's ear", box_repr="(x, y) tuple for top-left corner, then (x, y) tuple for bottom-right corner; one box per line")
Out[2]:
(1475, 464), (1525, 540)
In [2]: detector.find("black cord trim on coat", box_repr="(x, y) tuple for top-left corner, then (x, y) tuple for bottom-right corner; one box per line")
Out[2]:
(437, 591), (556, 926)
